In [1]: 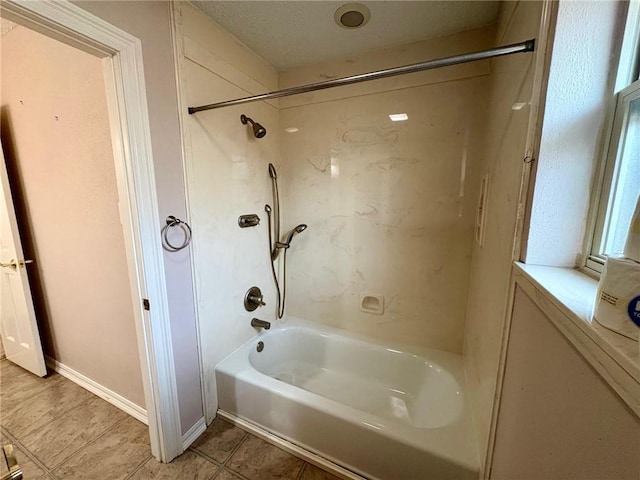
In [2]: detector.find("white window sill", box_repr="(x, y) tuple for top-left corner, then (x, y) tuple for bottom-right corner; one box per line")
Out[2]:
(513, 262), (639, 416)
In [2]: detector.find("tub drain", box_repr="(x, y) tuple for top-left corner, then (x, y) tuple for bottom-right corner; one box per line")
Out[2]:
(256, 341), (264, 352)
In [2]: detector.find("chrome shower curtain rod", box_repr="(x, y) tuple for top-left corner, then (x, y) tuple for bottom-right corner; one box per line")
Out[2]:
(188, 39), (535, 114)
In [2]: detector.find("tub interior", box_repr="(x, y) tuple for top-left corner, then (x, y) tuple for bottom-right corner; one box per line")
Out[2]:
(249, 327), (463, 429)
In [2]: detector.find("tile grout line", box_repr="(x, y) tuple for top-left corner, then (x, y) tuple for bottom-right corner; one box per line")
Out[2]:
(222, 466), (252, 480)
(125, 418), (319, 480)
(2, 363), (150, 479)
(7, 375), (103, 442)
(211, 422), (311, 480)
(211, 464), (248, 480)
(47, 413), (132, 472)
(183, 450), (233, 480)
(3, 378), (127, 471)
(225, 430), (307, 480)
(198, 430), (251, 480)
(296, 462), (309, 480)
(7, 407), (338, 480)
(222, 431), (250, 468)
(188, 426), (250, 471)
(204, 457), (222, 480)
(121, 453), (154, 480)
(190, 448), (226, 468)
(226, 425), (308, 480)
(120, 451), (152, 480)
(189, 447), (251, 480)
(0, 425), (53, 478)
(48, 470), (63, 480)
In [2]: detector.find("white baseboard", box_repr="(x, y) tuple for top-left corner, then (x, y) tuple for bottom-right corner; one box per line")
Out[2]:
(182, 416), (206, 450)
(217, 410), (366, 480)
(45, 356), (147, 425)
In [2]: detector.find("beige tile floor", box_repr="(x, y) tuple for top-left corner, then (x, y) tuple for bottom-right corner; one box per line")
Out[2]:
(0, 360), (340, 480)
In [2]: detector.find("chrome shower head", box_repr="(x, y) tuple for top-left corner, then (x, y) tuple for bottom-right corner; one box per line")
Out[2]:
(285, 224), (308, 245)
(240, 114), (267, 139)
(268, 163), (277, 179)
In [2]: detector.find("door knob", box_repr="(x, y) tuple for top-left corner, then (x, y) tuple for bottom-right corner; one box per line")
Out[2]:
(0, 259), (33, 269)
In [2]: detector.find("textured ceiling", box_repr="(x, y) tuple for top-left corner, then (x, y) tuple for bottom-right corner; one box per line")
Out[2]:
(191, 1), (501, 71)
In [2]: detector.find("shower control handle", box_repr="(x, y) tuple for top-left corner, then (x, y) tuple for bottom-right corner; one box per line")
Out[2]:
(244, 286), (266, 311)
(249, 295), (266, 306)
(238, 214), (260, 228)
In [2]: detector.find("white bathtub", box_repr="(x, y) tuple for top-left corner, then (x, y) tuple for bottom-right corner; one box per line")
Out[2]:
(216, 318), (478, 480)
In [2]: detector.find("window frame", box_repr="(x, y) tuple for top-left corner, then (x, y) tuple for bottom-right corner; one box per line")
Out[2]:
(583, 4), (640, 275)
(585, 80), (640, 274)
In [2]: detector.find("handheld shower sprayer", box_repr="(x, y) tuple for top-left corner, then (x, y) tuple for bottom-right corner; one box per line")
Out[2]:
(241, 114), (267, 138)
(280, 224), (308, 248)
(273, 224), (307, 256)
(265, 164), (307, 319)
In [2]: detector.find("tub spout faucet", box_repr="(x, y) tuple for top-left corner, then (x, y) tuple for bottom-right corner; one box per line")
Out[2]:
(251, 318), (271, 330)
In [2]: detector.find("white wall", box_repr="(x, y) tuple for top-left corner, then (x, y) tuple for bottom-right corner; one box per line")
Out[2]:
(279, 27), (494, 353)
(524, 0), (627, 266)
(174, 2), (280, 421)
(0, 25), (143, 405)
(72, 0), (203, 435)
(463, 0), (545, 465)
(491, 287), (640, 479)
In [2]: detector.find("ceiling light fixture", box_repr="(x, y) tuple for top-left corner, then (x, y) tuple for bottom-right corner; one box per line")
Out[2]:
(334, 3), (371, 29)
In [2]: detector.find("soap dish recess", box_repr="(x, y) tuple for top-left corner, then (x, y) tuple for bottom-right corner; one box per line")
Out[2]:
(360, 293), (384, 315)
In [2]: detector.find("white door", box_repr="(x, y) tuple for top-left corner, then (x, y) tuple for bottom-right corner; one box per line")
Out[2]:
(0, 144), (46, 376)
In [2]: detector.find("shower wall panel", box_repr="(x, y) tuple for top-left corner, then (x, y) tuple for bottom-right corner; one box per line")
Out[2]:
(279, 26), (495, 353)
(175, 3), (280, 421)
(462, 0), (544, 466)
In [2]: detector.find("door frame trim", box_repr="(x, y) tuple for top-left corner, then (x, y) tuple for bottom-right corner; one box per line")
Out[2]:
(0, 0), (182, 461)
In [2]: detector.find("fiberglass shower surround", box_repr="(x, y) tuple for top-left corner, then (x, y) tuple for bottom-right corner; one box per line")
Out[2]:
(182, 8), (539, 475)
(195, 40), (536, 322)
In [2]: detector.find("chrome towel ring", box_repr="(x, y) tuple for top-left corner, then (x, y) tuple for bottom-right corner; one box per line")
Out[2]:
(161, 215), (192, 252)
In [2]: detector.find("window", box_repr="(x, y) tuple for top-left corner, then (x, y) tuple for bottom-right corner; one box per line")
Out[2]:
(585, 4), (640, 273)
